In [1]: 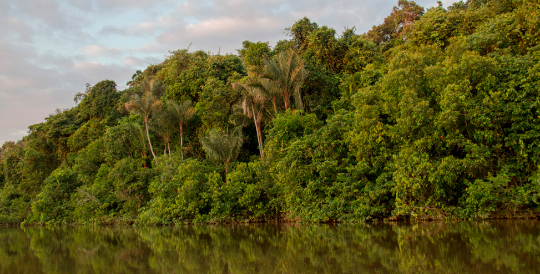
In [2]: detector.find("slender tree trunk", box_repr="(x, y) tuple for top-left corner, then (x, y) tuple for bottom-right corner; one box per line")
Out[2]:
(256, 122), (264, 159)
(251, 106), (264, 159)
(225, 161), (229, 184)
(284, 89), (290, 110)
(296, 90), (304, 112)
(179, 123), (184, 160)
(167, 138), (171, 158)
(272, 95), (278, 113)
(163, 134), (167, 156)
(144, 115), (156, 159)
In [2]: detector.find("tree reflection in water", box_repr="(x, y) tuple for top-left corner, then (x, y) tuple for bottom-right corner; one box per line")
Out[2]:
(0, 221), (538, 274)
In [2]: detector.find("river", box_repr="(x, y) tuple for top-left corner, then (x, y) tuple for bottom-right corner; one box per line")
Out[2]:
(0, 220), (539, 273)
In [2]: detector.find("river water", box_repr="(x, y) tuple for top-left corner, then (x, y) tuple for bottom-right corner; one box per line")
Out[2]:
(0, 220), (538, 273)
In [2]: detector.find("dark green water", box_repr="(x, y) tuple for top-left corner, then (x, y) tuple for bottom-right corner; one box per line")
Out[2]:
(0, 221), (539, 273)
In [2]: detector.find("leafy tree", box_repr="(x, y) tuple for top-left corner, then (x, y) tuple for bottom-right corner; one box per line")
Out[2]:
(102, 118), (148, 165)
(234, 76), (269, 158)
(75, 80), (120, 122)
(167, 100), (195, 159)
(364, 0), (424, 47)
(263, 49), (308, 111)
(40, 108), (80, 163)
(125, 79), (164, 159)
(159, 50), (245, 103)
(150, 107), (175, 157)
(67, 119), (105, 152)
(72, 139), (106, 186)
(238, 40), (272, 73)
(195, 77), (242, 131)
(29, 166), (80, 224)
(288, 17), (319, 52)
(139, 157), (218, 224)
(200, 128), (244, 184)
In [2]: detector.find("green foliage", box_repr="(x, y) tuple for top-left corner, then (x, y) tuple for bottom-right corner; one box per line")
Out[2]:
(3, 0), (540, 225)
(286, 18), (370, 118)
(125, 78), (164, 159)
(238, 40), (272, 71)
(200, 127), (244, 181)
(263, 49), (308, 111)
(159, 50), (245, 102)
(72, 138), (105, 185)
(342, 38), (382, 74)
(265, 110), (382, 221)
(195, 77), (242, 130)
(42, 108), (80, 163)
(265, 110), (323, 155)
(140, 158), (279, 224)
(75, 80), (121, 122)
(364, 0), (424, 48)
(67, 119), (105, 152)
(138, 158), (219, 224)
(224, 160), (280, 219)
(72, 158), (152, 224)
(288, 17), (319, 51)
(29, 166), (80, 224)
(0, 184), (29, 223)
(0, 142), (24, 187)
(101, 117), (149, 165)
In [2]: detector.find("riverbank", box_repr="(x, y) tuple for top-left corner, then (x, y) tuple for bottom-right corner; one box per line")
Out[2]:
(4, 207), (536, 227)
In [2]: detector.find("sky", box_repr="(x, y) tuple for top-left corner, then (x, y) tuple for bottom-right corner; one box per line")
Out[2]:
(0, 0), (459, 145)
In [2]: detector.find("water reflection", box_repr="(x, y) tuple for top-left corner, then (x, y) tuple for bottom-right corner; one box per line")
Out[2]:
(0, 221), (539, 273)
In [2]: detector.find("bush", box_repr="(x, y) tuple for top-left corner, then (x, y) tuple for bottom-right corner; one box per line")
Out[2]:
(138, 158), (218, 224)
(72, 158), (152, 224)
(29, 166), (80, 224)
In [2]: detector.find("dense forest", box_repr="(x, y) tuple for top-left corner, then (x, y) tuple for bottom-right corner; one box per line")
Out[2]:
(1, 0), (539, 225)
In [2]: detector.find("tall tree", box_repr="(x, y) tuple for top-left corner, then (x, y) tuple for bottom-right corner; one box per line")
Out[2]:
(288, 17), (319, 52)
(364, 0), (424, 45)
(200, 128), (243, 184)
(234, 77), (269, 159)
(125, 79), (164, 159)
(151, 107), (175, 157)
(263, 49), (308, 111)
(75, 80), (120, 121)
(238, 40), (272, 74)
(167, 100), (196, 159)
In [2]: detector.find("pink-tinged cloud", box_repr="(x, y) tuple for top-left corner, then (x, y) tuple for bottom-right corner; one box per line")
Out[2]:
(0, 0), (460, 144)
(83, 45), (123, 56)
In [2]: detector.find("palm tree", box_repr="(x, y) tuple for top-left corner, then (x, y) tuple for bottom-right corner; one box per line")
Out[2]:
(141, 77), (166, 98)
(233, 78), (268, 159)
(200, 127), (243, 184)
(150, 107), (175, 157)
(167, 100), (195, 160)
(263, 48), (308, 111)
(123, 122), (147, 160)
(125, 79), (164, 159)
(259, 75), (280, 113)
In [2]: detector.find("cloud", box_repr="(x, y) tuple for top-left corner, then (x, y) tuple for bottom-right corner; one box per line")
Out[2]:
(123, 56), (161, 67)
(83, 45), (123, 56)
(0, 0), (459, 144)
(72, 61), (135, 88)
(124, 57), (144, 66)
(99, 19), (169, 37)
(123, 0), (455, 54)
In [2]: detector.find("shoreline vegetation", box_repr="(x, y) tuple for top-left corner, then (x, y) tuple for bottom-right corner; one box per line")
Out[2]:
(2, 0), (540, 226)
